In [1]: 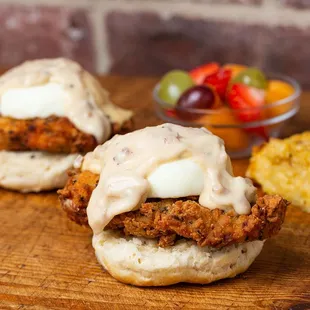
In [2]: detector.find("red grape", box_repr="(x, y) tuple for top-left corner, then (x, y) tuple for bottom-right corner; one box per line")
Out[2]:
(176, 85), (218, 120)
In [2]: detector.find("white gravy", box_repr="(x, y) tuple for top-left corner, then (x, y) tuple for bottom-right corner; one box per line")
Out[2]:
(0, 58), (132, 143)
(82, 124), (257, 235)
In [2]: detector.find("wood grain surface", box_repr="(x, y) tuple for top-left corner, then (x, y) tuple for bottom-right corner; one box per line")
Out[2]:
(0, 76), (309, 310)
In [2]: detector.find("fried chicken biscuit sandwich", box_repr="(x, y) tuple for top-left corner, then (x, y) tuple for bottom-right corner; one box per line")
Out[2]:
(59, 124), (288, 286)
(0, 58), (133, 192)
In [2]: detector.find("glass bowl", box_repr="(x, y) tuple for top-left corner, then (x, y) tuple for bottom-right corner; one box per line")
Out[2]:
(153, 73), (301, 158)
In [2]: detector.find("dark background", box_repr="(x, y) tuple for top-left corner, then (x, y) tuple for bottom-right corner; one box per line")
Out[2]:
(1, 0), (310, 87)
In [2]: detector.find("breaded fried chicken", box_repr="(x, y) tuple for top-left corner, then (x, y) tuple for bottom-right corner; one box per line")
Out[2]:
(58, 169), (288, 248)
(107, 195), (287, 248)
(0, 116), (133, 154)
(59, 169), (99, 225)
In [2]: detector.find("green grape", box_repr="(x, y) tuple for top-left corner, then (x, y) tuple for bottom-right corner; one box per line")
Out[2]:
(158, 70), (194, 106)
(232, 67), (268, 90)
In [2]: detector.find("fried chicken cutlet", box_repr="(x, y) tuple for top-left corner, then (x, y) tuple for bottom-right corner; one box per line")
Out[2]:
(58, 169), (288, 248)
(0, 116), (133, 154)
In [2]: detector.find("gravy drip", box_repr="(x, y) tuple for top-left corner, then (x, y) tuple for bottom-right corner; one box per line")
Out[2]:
(83, 124), (256, 235)
(0, 58), (132, 143)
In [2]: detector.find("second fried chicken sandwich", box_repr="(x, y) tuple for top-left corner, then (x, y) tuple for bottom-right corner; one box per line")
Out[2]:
(0, 58), (133, 192)
(59, 123), (288, 286)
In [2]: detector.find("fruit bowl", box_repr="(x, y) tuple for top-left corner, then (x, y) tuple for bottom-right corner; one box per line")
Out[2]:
(153, 73), (301, 158)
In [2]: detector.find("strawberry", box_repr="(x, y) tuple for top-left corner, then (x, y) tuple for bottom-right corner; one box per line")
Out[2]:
(227, 83), (264, 121)
(227, 83), (268, 140)
(203, 68), (232, 100)
(189, 62), (220, 85)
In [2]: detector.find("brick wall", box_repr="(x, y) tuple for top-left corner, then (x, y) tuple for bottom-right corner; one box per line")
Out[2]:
(0, 0), (310, 87)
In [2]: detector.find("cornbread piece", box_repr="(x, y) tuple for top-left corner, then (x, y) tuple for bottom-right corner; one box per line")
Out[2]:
(58, 169), (288, 247)
(246, 132), (310, 212)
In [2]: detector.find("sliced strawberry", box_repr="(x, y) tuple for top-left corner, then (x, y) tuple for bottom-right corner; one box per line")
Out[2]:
(203, 68), (232, 100)
(227, 83), (264, 121)
(227, 83), (268, 140)
(189, 62), (220, 84)
(165, 108), (177, 118)
(246, 126), (268, 141)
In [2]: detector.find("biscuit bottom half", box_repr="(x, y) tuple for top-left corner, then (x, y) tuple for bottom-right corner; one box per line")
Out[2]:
(93, 230), (264, 287)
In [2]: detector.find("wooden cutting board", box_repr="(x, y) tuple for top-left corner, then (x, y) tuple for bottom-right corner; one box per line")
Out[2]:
(0, 76), (309, 310)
